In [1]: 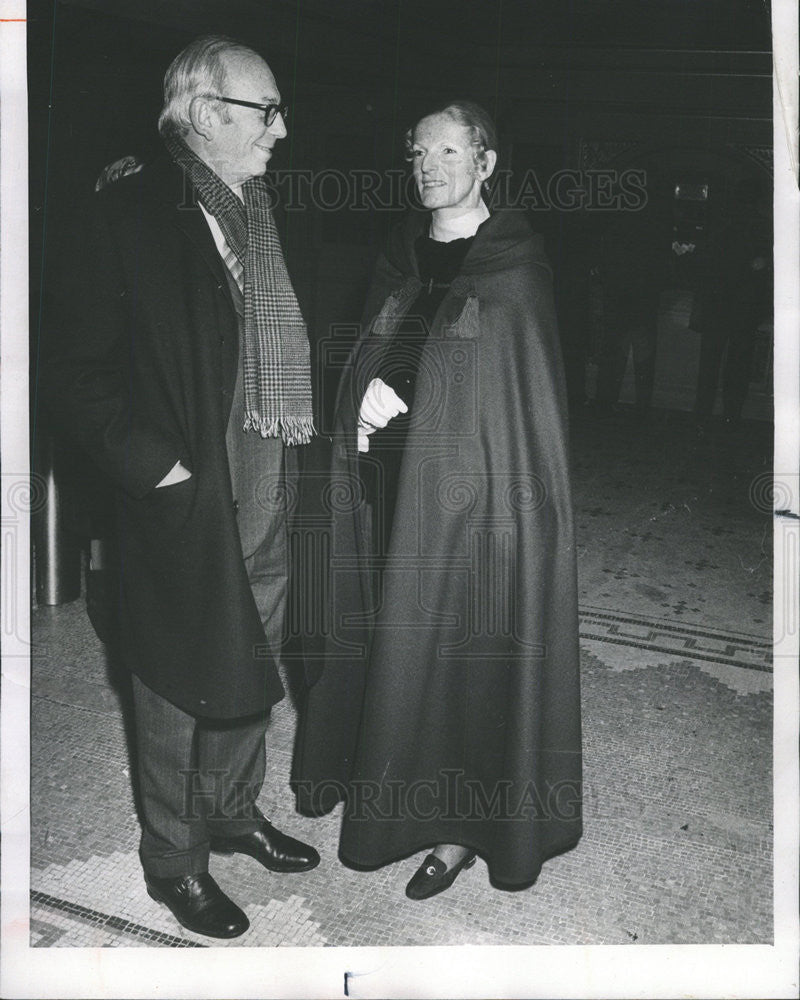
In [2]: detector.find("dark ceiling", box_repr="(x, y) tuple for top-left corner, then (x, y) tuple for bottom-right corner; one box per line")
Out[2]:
(43, 0), (773, 53)
(26, 0), (773, 210)
(27, 0), (773, 350)
(27, 0), (773, 133)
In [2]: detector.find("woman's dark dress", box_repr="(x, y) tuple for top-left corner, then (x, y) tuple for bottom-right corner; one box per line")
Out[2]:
(294, 209), (582, 889)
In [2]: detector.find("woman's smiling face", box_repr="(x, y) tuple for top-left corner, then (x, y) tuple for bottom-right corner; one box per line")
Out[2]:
(410, 113), (493, 217)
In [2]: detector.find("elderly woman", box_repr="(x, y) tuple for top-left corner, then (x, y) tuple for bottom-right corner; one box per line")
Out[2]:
(294, 101), (582, 900)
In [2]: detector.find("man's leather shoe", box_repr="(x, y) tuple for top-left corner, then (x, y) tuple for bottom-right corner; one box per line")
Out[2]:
(209, 820), (320, 873)
(145, 872), (249, 939)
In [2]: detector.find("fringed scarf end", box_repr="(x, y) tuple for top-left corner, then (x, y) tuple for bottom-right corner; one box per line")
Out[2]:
(243, 412), (315, 446)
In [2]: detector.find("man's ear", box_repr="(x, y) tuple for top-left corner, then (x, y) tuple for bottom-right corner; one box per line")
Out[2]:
(479, 148), (498, 182)
(188, 96), (215, 141)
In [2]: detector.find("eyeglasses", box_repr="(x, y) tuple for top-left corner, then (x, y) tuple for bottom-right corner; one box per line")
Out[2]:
(213, 97), (289, 127)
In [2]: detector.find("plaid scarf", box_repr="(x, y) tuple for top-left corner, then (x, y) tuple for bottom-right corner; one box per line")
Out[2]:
(165, 135), (313, 446)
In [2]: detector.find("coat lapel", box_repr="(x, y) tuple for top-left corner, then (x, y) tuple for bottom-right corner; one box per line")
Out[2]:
(172, 202), (231, 289)
(147, 157), (239, 429)
(148, 156), (233, 291)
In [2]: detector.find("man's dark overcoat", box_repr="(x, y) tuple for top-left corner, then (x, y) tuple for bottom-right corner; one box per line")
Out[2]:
(294, 209), (582, 888)
(45, 157), (284, 719)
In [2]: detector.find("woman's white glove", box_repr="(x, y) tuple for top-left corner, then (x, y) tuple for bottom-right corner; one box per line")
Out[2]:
(357, 377), (408, 453)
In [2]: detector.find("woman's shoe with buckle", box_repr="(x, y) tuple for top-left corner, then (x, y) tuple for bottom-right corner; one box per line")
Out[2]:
(405, 852), (476, 901)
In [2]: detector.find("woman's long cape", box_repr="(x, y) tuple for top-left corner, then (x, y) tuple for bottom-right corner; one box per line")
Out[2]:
(294, 209), (582, 887)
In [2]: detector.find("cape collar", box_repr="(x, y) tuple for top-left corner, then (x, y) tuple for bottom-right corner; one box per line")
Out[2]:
(386, 207), (551, 279)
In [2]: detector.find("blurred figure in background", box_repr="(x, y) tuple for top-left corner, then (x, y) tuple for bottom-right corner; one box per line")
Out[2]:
(549, 206), (599, 412)
(594, 176), (671, 418)
(689, 177), (772, 429)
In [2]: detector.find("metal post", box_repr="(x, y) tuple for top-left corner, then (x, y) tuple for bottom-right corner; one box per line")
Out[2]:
(34, 433), (81, 605)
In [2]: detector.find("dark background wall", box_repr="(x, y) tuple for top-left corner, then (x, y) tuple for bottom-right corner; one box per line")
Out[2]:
(29, 0), (773, 423)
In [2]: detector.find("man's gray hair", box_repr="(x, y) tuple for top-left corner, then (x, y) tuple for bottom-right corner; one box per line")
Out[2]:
(158, 34), (256, 139)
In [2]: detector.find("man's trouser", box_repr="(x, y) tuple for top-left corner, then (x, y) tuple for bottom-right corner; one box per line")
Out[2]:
(132, 449), (290, 878)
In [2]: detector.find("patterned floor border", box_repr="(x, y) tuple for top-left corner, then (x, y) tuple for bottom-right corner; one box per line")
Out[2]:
(31, 890), (205, 948)
(578, 606), (772, 672)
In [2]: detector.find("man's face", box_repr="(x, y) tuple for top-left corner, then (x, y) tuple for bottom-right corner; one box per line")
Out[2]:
(205, 51), (287, 188)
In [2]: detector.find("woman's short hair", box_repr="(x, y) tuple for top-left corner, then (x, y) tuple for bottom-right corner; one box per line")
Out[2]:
(158, 34), (255, 138)
(404, 100), (498, 171)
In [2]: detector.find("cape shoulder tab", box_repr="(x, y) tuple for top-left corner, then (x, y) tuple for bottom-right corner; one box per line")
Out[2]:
(369, 274), (422, 338)
(442, 292), (480, 340)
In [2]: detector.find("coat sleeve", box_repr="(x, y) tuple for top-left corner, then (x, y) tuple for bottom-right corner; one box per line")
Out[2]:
(41, 193), (186, 499)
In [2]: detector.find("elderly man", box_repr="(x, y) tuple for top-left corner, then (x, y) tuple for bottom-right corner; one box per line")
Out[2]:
(46, 35), (318, 939)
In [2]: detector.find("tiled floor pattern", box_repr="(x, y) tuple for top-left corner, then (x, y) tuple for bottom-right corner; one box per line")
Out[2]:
(31, 890), (204, 947)
(28, 411), (774, 947)
(579, 605), (772, 671)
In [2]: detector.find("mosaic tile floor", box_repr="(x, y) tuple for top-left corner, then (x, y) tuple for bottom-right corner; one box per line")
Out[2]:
(28, 410), (775, 949)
